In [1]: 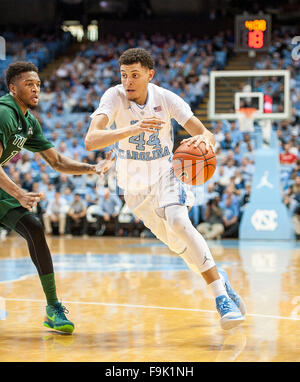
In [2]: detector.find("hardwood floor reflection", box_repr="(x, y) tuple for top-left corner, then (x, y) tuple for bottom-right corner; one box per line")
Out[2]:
(0, 235), (299, 361)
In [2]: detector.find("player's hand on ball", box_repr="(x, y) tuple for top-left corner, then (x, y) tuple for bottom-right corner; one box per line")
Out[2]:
(95, 150), (115, 177)
(134, 116), (165, 133)
(18, 192), (42, 212)
(181, 131), (216, 152)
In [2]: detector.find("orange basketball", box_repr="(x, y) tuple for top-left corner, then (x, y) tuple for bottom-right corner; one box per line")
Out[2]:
(172, 141), (217, 186)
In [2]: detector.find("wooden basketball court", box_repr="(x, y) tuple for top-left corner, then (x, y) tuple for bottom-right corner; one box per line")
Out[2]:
(0, 234), (299, 362)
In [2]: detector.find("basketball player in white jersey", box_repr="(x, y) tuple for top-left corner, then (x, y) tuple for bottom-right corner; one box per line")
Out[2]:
(85, 48), (246, 329)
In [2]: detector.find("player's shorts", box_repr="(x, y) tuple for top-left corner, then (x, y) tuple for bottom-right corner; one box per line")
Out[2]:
(124, 168), (195, 254)
(0, 189), (31, 230)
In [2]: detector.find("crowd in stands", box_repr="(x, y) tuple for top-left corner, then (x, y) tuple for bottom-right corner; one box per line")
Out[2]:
(0, 28), (73, 97)
(0, 29), (299, 240)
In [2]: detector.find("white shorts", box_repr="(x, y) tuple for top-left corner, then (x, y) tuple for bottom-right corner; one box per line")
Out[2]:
(124, 168), (195, 254)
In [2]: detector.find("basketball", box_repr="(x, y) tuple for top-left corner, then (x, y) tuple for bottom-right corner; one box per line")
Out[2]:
(172, 141), (217, 186)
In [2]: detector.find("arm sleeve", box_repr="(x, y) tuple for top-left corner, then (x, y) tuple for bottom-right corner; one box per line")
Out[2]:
(163, 89), (194, 126)
(24, 117), (54, 152)
(90, 87), (119, 127)
(0, 107), (15, 150)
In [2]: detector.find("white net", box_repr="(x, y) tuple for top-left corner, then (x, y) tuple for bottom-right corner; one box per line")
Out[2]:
(236, 107), (258, 132)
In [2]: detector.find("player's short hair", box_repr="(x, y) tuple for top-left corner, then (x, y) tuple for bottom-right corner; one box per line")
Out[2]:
(119, 48), (154, 70)
(5, 61), (38, 88)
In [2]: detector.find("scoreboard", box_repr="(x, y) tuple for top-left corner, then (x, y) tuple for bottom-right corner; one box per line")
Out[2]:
(234, 14), (272, 52)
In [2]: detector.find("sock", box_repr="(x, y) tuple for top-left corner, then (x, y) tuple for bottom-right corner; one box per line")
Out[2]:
(219, 272), (226, 286)
(40, 273), (59, 306)
(209, 279), (228, 299)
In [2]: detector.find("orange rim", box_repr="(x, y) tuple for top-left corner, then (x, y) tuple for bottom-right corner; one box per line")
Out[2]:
(236, 107), (258, 118)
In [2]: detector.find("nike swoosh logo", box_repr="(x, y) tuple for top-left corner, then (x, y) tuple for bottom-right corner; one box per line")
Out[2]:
(47, 314), (55, 321)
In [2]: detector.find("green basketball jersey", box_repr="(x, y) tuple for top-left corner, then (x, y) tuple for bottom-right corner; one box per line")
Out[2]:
(0, 94), (54, 221)
(0, 94), (53, 166)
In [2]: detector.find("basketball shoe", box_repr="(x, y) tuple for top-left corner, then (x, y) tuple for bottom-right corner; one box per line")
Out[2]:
(216, 295), (245, 330)
(43, 302), (74, 334)
(218, 268), (246, 316)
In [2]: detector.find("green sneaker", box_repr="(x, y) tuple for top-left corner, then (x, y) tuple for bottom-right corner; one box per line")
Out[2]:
(43, 302), (74, 334)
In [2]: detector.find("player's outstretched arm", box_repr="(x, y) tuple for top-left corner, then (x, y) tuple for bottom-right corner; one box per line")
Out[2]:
(182, 116), (216, 151)
(39, 147), (114, 176)
(85, 114), (165, 151)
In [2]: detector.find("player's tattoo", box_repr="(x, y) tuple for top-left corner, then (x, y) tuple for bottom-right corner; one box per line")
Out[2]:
(39, 151), (53, 166)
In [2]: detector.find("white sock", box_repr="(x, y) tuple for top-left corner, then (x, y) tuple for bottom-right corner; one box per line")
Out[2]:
(209, 279), (228, 299)
(219, 272), (225, 286)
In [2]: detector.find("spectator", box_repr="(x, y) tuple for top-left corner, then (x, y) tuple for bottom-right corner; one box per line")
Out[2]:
(285, 175), (300, 214)
(221, 132), (234, 150)
(233, 143), (242, 165)
(219, 185), (240, 238)
(290, 160), (300, 181)
(84, 172), (99, 190)
(16, 153), (31, 175)
(85, 185), (100, 207)
(187, 73), (203, 110)
(43, 192), (68, 235)
(205, 182), (220, 202)
(69, 138), (86, 160)
(63, 92), (77, 112)
(57, 141), (72, 158)
(63, 187), (74, 205)
(72, 98), (88, 113)
(229, 121), (243, 144)
(196, 197), (224, 240)
(239, 182), (252, 217)
(71, 175), (88, 195)
(39, 173), (51, 195)
(21, 172), (34, 192)
(94, 188), (123, 236)
(214, 165), (231, 192)
(118, 201), (144, 237)
(240, 157), (254, 184)
(66, 194), (88, 236)
(213, 121), (225, 146)
(54, 173), (75, 193)
(232, 169), (245, 191)
(240, 132), (255, 154)
(280, 142), (298, 164)
(223, 158), (237, 179)
(198, 68), (209, 92)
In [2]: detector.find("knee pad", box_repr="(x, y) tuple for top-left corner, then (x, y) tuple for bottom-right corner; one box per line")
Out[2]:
(165, 205), (190, 234)
(17, 214), (45, 241)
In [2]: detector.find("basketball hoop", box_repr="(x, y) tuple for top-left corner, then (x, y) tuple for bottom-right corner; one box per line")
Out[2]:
(236, 107), (258, 132)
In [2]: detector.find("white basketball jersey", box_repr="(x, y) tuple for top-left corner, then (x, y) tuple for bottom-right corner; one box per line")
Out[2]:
(90, 83), (193, 191)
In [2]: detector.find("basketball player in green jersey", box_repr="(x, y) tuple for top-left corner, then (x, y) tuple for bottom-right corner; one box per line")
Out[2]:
(0, 61), (114, 334)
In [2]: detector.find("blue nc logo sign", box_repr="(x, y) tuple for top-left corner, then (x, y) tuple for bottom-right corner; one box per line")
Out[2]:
(0, 36), (6, 60)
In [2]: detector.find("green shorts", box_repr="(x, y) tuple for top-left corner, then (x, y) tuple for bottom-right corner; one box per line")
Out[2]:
(0, 189), (31, 230)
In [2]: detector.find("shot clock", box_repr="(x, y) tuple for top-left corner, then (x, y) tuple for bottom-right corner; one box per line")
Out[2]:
(234, 14), (271, 52)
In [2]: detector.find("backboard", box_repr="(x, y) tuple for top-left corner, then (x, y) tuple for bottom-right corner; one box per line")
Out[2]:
(208, 69), (291, 122)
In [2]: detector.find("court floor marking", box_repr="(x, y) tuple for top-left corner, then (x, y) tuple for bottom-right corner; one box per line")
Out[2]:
(3, 297), (300, 322)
